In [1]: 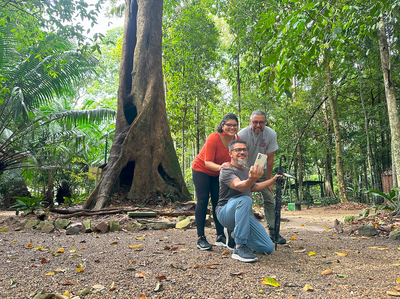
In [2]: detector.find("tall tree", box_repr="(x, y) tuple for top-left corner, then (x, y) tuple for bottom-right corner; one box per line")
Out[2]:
(84, 0), (190, 210)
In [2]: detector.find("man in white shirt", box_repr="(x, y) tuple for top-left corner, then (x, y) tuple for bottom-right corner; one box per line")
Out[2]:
(238, 110), (286, 244)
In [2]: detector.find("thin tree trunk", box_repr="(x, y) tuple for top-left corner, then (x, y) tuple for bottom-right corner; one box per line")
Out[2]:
(84, 0), (190, 210)
(182, 99), (187, 180)
(236, 54), (241, 128)
(359, 66), (377, 190)
(378, 19), (400, 193)
(325, 66), (348, 202)
(322, 100), (335, 198)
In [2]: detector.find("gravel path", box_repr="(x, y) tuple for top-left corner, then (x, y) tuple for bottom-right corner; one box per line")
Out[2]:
(1, 206), (399, 299)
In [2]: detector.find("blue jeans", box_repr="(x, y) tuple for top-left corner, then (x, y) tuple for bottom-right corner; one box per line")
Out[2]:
(217, 196), (273, 254)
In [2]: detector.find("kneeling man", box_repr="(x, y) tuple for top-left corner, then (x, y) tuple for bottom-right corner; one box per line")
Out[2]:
(216, 139), (281, 262)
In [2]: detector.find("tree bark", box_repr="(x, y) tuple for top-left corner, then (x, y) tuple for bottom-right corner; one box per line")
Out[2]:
(378, 19), (400, 191)
(325, 67), (348, 202)
(322, 100), (335, 198)
(84, 0), (190, 210)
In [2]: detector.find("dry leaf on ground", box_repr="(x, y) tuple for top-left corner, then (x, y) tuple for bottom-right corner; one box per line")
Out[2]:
(321, 269), (333, 275)
(262, 277), (280, 287)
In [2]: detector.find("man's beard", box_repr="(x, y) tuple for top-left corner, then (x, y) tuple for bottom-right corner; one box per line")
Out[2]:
(234, 157), (247, 166)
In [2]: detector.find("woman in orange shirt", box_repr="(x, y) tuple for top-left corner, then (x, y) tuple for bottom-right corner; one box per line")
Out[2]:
(192, 113), (239, 250)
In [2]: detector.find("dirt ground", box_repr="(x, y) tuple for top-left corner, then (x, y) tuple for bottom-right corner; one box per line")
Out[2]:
(0, 203), (400, 299)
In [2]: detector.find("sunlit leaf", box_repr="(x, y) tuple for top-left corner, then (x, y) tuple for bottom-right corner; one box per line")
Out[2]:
(308, 251), (316, 256)
(303, 284), (314, 291)
(135, 271), (145, 278)
(335, 252), (348, 256)
(261, 277), (280, 287)
(387, 291), (400, 297)
(109, 281), (116, 291)
(321, 269), (333, 275)
(129, 244), (142, 249)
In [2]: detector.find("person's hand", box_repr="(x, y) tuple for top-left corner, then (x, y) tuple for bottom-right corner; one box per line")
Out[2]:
(268, 185), (274, 193)
(249, 163), (263, 181)
(219, 162), (231, 170)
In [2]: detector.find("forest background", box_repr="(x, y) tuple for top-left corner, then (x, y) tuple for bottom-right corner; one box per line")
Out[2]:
(0, 0), (399, 212)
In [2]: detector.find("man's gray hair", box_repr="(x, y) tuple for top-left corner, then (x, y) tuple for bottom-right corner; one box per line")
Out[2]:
(250, 110), (266, 120)
(228, 139), (247, 151)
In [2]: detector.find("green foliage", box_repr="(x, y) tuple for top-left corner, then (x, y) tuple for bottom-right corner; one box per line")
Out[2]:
(344, 215), (355, 223)
(368, 188), (400, 207)
(63, 193), (87, 207)
(10, 196), (44, 215)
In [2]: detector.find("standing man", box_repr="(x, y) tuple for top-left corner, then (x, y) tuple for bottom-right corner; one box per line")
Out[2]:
(238, 110), (286, 244)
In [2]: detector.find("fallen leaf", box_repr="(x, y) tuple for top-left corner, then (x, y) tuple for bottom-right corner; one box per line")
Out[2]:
(377, 247), (389, 251)
(394, 287), (400, 292)
(131, 260), (136, 264)
(222, 250), (230, 255)
(56, 248), (65, 253)
(109, 281), (116, 291)
(135, 271), (146, 278)
(321, 269), (333, 275)
(129, 244), (143, 249)
(291, 236), (296, 240)
(136, 236), (145, 240)
(155, 275), (166, 280)
(308, 251), (316, 256)
(303, 284), (314, 291)
(75, 268), (84, 273)
(110, 242), (118, 246)
(205, 264), (216, 269)
(70, 248), (76, 252)
(337, 274), (348, 278)
(154, 280), (162, 292)
(137, 295), (147, 299)
(62, 281), (74, 285)
(0, 228), (8, 232)
(95, 259), (100, 263)
(387, 291), (400, 297)
(294, 249), (306, 253)
(397, 277), (400, 284)
(40, 258), (49, 263)
(92, 284), (105, 289)
(27, 243), (33, 248)
(332, 234), (338, 237)
(335, 252), (348, 257)
(45, 272), (55, 276)
(69, 253), (82, 259)
(231, 270), (246, 276)
(63, 290), (70, 297)
(262, 277), (280, 287)
(194, 264), (200, 268)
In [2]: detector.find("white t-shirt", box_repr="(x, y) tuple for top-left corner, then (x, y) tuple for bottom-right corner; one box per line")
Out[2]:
(238, 125), (279, 169)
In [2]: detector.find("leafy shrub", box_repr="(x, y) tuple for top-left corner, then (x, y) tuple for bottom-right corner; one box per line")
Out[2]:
(344, 215), (355, 223)
(10, 196), (44, 215)
(62, 193), (87, 207)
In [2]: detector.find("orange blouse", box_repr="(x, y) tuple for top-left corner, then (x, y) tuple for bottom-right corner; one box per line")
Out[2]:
(192, 132), (239, 177)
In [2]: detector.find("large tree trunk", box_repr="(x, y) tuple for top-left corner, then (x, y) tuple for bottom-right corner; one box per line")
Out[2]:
(378, 19), (400, 192)
(325, 67), (348, 203)
(84, 0), (190, 210)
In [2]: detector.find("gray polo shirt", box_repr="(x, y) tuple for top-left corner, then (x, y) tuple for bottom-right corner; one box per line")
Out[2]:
(217, 166), (254, 210)
(238, 125), (279, 169)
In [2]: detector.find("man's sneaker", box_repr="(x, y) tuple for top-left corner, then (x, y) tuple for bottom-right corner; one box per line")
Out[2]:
(269, 230), (287, 245)
(232, 244), (258, 262)
(215, 235), (227, 247)
(224, 227), (235, 250)
(197, 236), (212, 250)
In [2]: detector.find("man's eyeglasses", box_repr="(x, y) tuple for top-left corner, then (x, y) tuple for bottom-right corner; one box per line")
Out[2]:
(224, 123), (238, 128)
(232, 148), (248, 153)
(252, 121), (265, 126)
